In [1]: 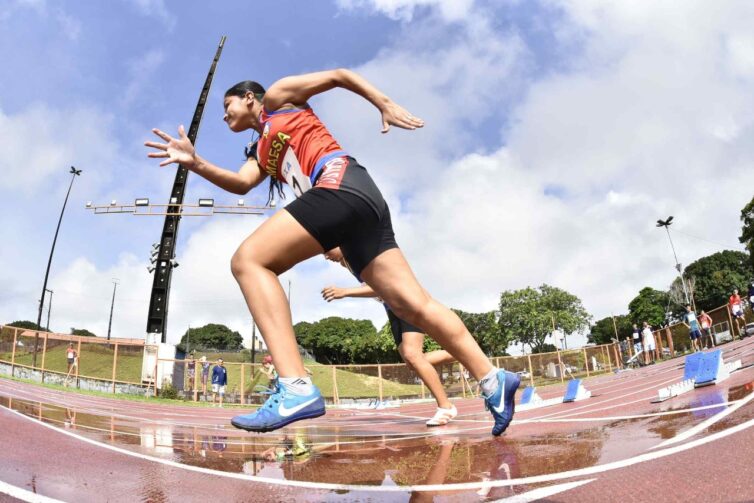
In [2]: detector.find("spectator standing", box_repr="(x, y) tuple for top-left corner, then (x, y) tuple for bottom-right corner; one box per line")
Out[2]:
(684, 305), (702, 352)
(200, 356), (211, 397)
(65, 343), (78, 374)
(641, 322), (656, 364)
(211, 358), (228, 407)
(730, 289), (745, 337)
(698, 310), (715, 349)
(631, 324), (642, 357)
(186, 352), (196, 392)
(260, 355), (279, 391)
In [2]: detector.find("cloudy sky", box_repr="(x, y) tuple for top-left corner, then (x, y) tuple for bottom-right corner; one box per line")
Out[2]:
(1, 0), (752, 352)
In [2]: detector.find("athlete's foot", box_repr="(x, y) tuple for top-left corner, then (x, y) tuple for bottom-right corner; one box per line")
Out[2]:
(426, 404), (458, 427)
(231, 385), (325, 433)
(483, 370), (520, 436)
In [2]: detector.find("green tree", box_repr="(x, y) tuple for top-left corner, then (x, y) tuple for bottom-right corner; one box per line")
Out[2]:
(498, 284), (591, 353)
(177, 323), (242, 351)
(295, 317), (377, 364)
(628, 287), (669, 326)
(453, 309), (507, 356)
(588, 315), (632, 345)
(7, 320), (43, 330)
(740, 196), (754, 271)
(684, 250), (751, 311)
(71, 328), (97, 337)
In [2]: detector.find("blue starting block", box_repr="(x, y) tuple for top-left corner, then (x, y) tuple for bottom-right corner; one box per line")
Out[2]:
(655, 350), (742, 401)
(520, 386), (539, 405)
(683, 352), (704, 381)
(694, 349), (727, 387)
(562, 379), (591, 403)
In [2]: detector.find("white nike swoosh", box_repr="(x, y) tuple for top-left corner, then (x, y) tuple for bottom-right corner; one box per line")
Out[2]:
(278, 397), (320, 417)
(493, 396), (506, 414)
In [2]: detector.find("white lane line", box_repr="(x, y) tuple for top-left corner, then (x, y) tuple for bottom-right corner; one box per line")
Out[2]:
(653, 388), (754, 449)
(489, 478), (596, 503)
(6, 401), (754, 494)
(0, 479), (65, 503)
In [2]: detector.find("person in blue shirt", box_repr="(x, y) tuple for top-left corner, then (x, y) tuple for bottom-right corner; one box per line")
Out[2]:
(211, 358), (228, 408)
(684, 305), (702, 353)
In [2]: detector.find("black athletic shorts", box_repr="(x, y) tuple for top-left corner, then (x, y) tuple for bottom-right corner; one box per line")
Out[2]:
(285, 157), (398, 277)
(386, 308), (423, 347)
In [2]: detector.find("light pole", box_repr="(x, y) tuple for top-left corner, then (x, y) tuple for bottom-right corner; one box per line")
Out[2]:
(34, 166), (82, 366)
(107, 279), (119, 341)
(656, 216), (691, 305)
(45, 289), (53, 331)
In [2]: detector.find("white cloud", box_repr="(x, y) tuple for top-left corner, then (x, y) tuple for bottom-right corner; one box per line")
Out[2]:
(123, 49), (166, 107)
(126, 0), (175, 30)
(336, 0), (474, 22)
(315, 0), (754, 337)
(0, 104), (117, 193)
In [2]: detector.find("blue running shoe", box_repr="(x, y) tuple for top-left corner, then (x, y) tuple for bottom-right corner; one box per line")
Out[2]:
(231, 384), (325, 432)
(483, 370), (520, 436)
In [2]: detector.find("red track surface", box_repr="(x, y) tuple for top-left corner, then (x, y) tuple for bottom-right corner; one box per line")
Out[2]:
(2, 338), (754, 502)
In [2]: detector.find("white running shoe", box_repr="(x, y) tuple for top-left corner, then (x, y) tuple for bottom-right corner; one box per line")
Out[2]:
(426, 405), (458, 426)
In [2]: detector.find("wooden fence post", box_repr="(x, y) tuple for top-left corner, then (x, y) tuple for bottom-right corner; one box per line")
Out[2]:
(377, 364), (384, 402)
(332, 365), (339, 405)
(527, 354), (534, 386)
(613, 343), (621, 369)
(240, 363), (245, 405)
(459, 364), (467, 398)
(153, 351), (159, 397)
(604, 345), (612, 372)
(10, 327), (17, 377)
(666, 328), (674, 357)
(583, 348), (590, 377)
(111, 343), (119, 393)
(193, 359), (199, 402)
(727, 305), (736, 339)
(75, 338), (82, 387)
(40, 333), (48, 382)
(556, 350), (564, 383)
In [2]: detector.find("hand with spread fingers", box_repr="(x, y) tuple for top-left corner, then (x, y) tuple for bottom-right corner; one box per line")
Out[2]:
(380, 99), (424, 133)
(145, 125), (197, 168)
(321, 286), (347, 302)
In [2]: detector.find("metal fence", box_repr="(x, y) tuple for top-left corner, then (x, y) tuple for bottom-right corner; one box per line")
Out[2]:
(4, 301), (750, 405)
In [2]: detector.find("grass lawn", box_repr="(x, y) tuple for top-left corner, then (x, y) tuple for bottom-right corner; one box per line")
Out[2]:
(1, 344), (143, 383)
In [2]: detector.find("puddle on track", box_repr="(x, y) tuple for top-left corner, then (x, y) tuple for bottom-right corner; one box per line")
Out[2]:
(2, 379), (754, 499)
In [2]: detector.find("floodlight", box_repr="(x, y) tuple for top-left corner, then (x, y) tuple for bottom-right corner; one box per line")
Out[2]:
(110, 200), (117, 206)
(147, 265), (156, 273)
(86, 201), (92, 208)
(238, 199), (245, 206)
(135, 198), (150, 207)
(151, 243), (160, 251)
(170, 259), (179, 268)
(198, 198), (214, 207)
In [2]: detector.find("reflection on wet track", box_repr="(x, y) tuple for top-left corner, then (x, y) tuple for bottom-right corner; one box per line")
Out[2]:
(2, 338), (754, 501)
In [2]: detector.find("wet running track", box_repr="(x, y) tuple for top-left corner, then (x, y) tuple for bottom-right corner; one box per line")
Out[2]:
(2, 338), (754, 502)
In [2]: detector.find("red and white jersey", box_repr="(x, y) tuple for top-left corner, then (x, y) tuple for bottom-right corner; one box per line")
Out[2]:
(255, 106), (347, 196)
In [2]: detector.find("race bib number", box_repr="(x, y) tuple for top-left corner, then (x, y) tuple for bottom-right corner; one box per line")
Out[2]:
(281, 148), (311, 197)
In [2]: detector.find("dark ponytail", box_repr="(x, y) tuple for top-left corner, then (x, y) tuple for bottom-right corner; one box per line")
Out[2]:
(226, 81), (284, 204)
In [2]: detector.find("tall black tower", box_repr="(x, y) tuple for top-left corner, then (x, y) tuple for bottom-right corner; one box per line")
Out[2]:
(146, 36), (226, 342)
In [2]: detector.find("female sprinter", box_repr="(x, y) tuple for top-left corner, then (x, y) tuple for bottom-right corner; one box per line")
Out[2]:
(322, 247), (458, 426)
(145, 69), (519, 435)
